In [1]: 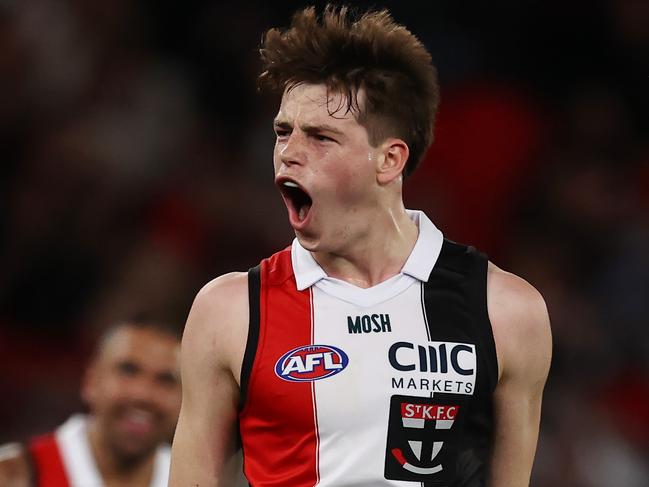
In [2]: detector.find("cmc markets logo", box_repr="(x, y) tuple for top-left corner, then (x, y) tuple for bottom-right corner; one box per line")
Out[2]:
(275, 345), (349, 382)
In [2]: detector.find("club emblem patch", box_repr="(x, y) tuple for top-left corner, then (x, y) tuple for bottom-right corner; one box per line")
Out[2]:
(384, 395), (463, 482)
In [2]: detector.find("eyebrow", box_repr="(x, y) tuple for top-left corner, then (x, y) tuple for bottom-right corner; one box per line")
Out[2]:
(273, 120), (345, 138)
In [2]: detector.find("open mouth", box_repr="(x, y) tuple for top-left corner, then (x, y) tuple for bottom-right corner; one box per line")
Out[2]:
(277, 179), (313, 224)
(116, 407), (157, 437)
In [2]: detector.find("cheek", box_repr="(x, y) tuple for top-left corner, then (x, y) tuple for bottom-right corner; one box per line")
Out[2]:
(100, 379), (125, 402)
(85, 380), (119, 410)
(323, 161), (372, 204)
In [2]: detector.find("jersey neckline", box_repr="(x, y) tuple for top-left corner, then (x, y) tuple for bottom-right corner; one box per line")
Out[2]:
(291, 209), (444, 307)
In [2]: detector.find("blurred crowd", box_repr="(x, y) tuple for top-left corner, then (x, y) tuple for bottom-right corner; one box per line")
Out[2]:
(0, 1), (647, 485)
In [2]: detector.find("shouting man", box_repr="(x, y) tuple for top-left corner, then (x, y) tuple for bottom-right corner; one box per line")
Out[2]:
(170, 5), (551, 486)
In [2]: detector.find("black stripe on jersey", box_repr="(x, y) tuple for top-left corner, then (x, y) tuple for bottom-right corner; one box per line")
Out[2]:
(239, 264), (261, 411)
(421, 239), (498, 487)
(422, 239), (498, 392)
(420, 282), (431, 341)
(420, 282), (434, 404)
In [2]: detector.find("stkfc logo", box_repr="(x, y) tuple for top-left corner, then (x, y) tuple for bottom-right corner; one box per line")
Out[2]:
(401, 403), (458, 425)
(385, 395), (464, 482)
(275, 344), (349, 382)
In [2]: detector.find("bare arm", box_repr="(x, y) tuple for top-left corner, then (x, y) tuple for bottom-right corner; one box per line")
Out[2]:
(169, 273), (249, 487)
(487, 264), (552, 487)
(0, 444), (30, 487)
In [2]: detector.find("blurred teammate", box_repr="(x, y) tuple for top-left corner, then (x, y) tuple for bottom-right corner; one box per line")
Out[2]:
(0, 319), (181, 487)
(170, 5), (551, 486)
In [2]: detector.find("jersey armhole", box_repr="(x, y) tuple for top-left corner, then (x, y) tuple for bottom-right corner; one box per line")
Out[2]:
(239, 265), (261, 411)
(474, 252), (499, 393)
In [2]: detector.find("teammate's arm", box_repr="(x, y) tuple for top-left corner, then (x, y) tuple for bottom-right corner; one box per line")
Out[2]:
(486, 264), (552, 487)
(169, 273), (249, 487)
(0, 444), (30, 487)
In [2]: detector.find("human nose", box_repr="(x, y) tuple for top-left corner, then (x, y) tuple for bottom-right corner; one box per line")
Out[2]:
(124, 374), (160, 404)
(279, 130), (306, 167)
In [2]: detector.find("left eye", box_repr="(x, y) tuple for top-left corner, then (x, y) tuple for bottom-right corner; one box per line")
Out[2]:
(315, 134), (333, 142)
(117, 362), (139, 376)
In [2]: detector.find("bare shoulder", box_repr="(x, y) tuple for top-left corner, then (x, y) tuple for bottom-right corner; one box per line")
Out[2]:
(486, 263), (552, 383)
(183, 272), (250, 381)
(0, 443), (30, 487)
(192, 272), (249, 322)
(170, 272), (250, 484)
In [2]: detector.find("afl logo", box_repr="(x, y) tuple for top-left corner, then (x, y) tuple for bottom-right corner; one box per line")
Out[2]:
(275, 345), (349, 382)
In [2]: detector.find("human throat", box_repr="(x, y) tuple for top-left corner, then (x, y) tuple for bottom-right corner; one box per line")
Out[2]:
(312, 210), (419, 288)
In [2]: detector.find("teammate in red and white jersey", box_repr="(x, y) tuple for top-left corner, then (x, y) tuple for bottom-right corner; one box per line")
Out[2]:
(0, 319), (182, 487)
(170, 5), (551, 487)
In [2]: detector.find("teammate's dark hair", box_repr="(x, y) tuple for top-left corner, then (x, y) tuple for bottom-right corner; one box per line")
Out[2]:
(94, 315), (182, 358)
(259, 4), (439, 176)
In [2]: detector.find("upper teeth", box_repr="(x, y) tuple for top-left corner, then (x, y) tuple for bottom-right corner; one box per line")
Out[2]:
(283, 181), (299, 188)
(126, 409), (154, 424)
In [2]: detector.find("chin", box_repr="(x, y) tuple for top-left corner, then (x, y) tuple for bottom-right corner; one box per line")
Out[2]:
(297, 224), (352, 255)
(295, 231), (322, 252)
(109, 429), (159, 461)
(113, 440), (158, 463)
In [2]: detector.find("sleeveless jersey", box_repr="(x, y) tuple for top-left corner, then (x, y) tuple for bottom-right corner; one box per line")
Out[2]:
(238, 210), (498, 486)
(27, 415), (171, 487)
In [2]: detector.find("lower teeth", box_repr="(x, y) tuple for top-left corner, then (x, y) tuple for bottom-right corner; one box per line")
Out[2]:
(299, 206), (307, 221)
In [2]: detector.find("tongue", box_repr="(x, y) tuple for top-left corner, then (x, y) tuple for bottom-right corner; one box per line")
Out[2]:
(298, 204), (310, 221)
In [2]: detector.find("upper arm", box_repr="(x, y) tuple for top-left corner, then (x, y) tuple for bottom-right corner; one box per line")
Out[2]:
(169, 272), (249, 487)
(487, 264), (552, 487)
(0, 444), (30, 487)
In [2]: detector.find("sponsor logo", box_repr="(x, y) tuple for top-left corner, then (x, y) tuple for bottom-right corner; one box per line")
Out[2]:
(347, 313), (392, 334)
(275, 345), (349, 382)
(390, 377), (474, 395)
(388, 340), (477, 396)
(388, 341), (474, 375)
(384, 395), (462, 482)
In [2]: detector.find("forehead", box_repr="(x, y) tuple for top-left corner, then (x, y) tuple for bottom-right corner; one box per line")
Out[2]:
(97, 327), (180, 369)
(276, 83), (361, 127)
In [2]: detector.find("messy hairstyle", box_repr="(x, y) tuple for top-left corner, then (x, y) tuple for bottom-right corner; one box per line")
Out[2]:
(259, 4), (439, 176)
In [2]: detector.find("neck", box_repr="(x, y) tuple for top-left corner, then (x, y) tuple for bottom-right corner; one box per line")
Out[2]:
(312, 204), (418, 288)
(87, 417), (155, 487)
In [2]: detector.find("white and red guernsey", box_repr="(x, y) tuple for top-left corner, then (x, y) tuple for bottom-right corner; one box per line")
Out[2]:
(238, 211), (498, 487)
(27, 415), (171, 487)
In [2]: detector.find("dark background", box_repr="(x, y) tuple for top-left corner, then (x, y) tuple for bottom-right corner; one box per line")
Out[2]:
(1, 1), (648, 484)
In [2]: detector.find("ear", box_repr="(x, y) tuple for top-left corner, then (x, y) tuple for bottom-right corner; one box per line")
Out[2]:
(376, 139), (409, 185)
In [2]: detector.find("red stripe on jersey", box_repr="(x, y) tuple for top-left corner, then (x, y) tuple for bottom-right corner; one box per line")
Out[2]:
(28, 433), (70, 487)
(239, 248), (319, 486)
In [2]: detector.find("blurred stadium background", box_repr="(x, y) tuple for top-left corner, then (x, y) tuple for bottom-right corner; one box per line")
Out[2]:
(0, 0), (647, 485)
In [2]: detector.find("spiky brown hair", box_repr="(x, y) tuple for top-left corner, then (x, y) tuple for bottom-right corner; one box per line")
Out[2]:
(259, 4), (439, 176)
